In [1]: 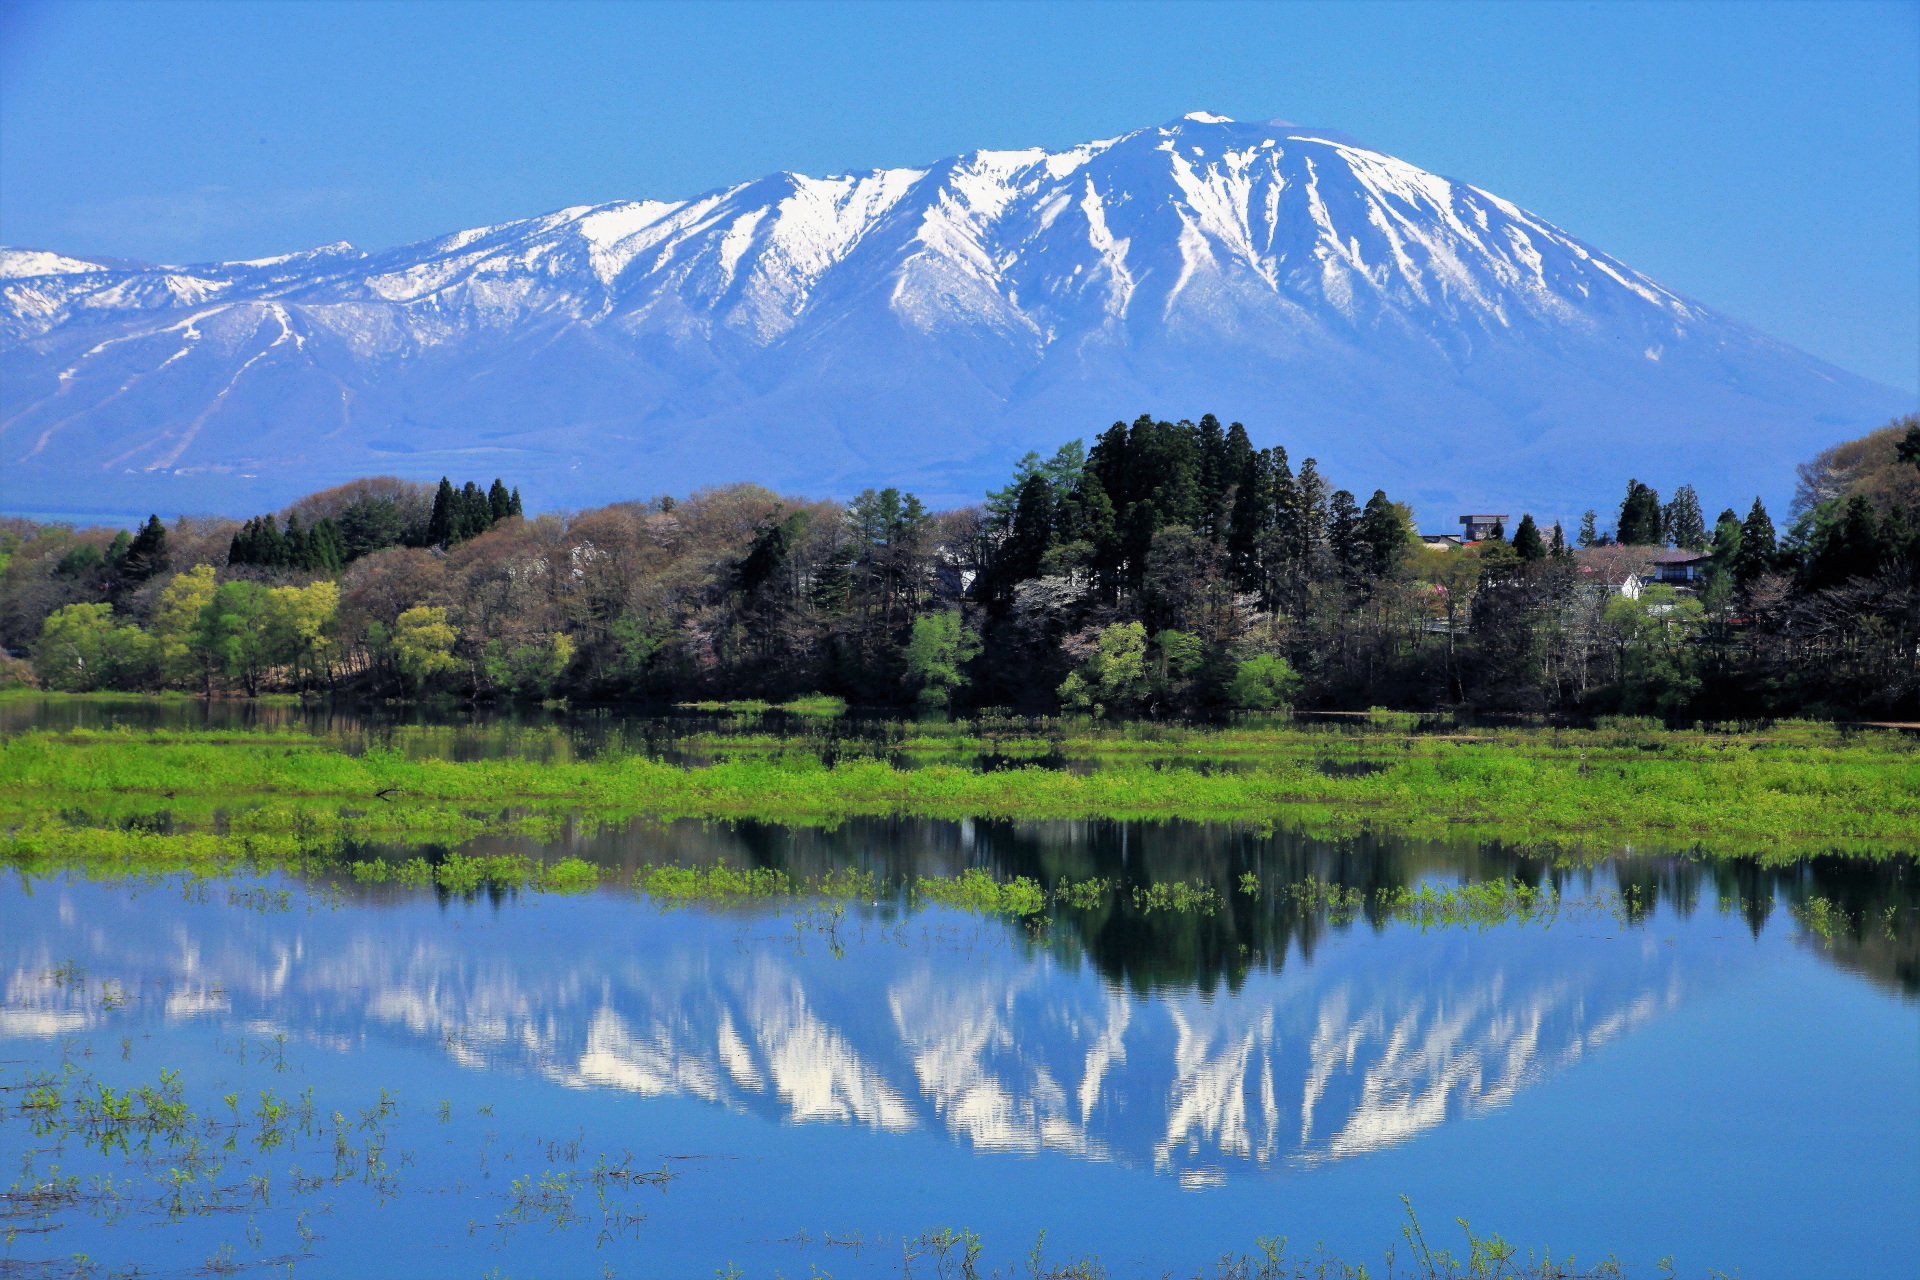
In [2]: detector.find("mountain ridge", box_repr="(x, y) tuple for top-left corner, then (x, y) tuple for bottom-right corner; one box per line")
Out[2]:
(2, 113), (1909, 521)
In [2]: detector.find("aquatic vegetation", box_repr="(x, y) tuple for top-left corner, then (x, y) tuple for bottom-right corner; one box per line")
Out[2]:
(781, 1199), (1642, 1279)
(2, 718), (1915, 856)
(915, 866), (1047, 916)
(1131, 880), (1220, 914)
(347, 852), (599, 893)
(634, 862), (876, 903)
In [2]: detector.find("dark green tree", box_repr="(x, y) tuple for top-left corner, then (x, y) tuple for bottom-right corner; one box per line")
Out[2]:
(1802, 495), (1886, 590)
(457, 482), (489, 541)
(306, 517), (346, 572)
(1224, 424), (1266, 588)
(339, 497), (403, 561)
(1327, 489), (1363, 583)
(1897, 418), (1920, 471)
(122, 515), (170, 583)
(1196, 413), (1230, 541)
(1618, 480), (1663, 546)
(1358, 489), (1407, 578)
(1733, 498), (1776, 585)
(1663, 485), (1707, 550)
(997, 473), (1056, 587)
(1511, 513), (1546, 562)
(427, 478), (457, 547)
(283, 515), (311, 570)
(488, 479), (514, 523)
(736, 510), (811, 597)
(1577, 509), (1602, 547)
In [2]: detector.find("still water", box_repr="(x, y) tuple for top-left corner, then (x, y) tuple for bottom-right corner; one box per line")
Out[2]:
(3, 810), (1916, 1279)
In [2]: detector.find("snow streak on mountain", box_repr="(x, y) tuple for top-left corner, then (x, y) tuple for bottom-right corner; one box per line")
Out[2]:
(1, 113), (1908, 519)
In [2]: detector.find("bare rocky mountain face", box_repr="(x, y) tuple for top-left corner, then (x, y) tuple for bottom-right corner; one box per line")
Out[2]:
(2, 113), (1908, 519)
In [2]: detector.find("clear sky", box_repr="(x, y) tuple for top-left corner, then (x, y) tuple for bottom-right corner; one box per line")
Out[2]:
(2, 0), (1916, 392)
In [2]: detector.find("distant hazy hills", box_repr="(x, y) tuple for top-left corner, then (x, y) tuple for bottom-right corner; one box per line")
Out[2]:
(2, 112), (1908, 521)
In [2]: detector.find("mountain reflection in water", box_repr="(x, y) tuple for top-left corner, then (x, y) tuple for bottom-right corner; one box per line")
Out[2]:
(14, 815), (1906, 1189)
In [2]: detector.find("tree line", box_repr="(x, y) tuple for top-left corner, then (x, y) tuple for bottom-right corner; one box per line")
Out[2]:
(2, 416), (1915, 719)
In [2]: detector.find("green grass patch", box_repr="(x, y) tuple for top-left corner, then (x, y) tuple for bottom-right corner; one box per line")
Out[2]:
(1, 719), (1914, 860)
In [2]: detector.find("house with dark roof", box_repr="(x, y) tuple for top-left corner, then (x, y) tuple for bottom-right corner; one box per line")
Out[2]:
(1643, 549), (1715, 585)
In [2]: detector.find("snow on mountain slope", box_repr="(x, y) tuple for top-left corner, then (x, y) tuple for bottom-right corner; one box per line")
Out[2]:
(1, 113), (1909, 520)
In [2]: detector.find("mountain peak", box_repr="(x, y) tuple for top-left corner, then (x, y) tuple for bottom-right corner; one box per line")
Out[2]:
(0, 118), (1906, 521)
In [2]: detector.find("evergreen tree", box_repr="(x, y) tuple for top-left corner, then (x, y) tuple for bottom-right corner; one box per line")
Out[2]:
(1358, 490), (1407, 579)
(1222, 423), (1265, 587)
(1617, 480), (1663, 546)
(339, 497), (403, 561)
(457, 482), (488, 541)
(1733, 497), (1777, 585)
(123, 515), (170, 582)
(103, 530), (132, 572)
(1511, 513), (1546, 561)
(1709, 509), (1743, 569)
(1077, 476), (1117, 561)
(283, 515), (312, 570)
(488, 479), (513, 523)
(998, 473), (1055, 586)
(308, 517), (346, 573)
(1663, 484), (1707, 550)
(1487, 519), (1505, 542)
(1577, 509), (1602, 547)
(1898, 418), (1920, 471)
(228, 518), (257, 568)
(1196, 413), (1230, 541)
(1549, 521), (1572, 562)
(508, 487), (524, 518)
(427, 478), (457, 547)
(736, 510), (810, 596)
(1803, 495), (1886, 590)
(259, 517), (289, 567)
(1327, 489), (1363, 583)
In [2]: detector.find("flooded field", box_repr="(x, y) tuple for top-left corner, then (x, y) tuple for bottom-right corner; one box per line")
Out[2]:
(3, 806), (1916, 1278)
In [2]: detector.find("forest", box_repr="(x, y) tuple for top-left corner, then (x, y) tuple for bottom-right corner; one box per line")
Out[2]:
(2, 413), (1916, 720)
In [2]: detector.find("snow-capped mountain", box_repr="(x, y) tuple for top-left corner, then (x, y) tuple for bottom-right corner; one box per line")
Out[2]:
(2, 113), (1908, 519)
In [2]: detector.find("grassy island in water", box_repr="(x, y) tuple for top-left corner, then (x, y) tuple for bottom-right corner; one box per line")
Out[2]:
(2, 714), (1915, 880)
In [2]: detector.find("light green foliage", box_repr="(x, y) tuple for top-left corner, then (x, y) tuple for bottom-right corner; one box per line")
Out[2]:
(1131, 880), (1218, 913)
(192, 580), (277, 694)
(779, 693), (847, 716)
(1052, 877), (1115, 909)
(348, 853), (598, 893)
(151, 565), (217, 685)
(902, 611), (981, 708)
(634, 863), (873, 902)
(266, 580), (340, 687)
(483, 632), (575, 698)
(390, 606), (460, 692)
(1602, 585), (1705, 715)
(1229, 655), (1302, 710)
(606, 614), (663, 685)
(33, 604), (157, 691)
(1059, 622), (1151, 713)
(916, 867), (1047, 915)
(1155, 629), (1205, 678)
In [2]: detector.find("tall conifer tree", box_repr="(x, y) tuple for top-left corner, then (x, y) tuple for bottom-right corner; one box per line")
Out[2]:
(1512, 513), (1546, 561)
(427, 478), (456, 547)
(1734, 497), (1777, 584)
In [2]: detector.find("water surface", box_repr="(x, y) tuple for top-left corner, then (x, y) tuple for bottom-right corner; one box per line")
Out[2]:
(2, 815), (1914, 1278)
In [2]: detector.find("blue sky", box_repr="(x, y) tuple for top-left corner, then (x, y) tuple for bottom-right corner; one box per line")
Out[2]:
(2, 0), (1916, 392)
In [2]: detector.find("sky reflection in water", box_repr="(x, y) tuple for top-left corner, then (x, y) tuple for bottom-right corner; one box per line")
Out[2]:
(2, 818), (1916, 1279)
